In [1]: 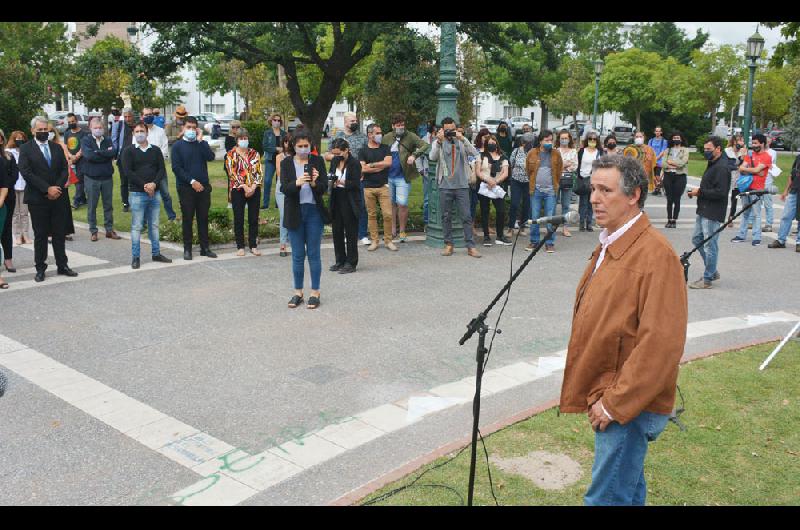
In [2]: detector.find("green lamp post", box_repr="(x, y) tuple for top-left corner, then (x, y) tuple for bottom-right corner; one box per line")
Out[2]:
(743, 29), (765, 148)
(425, 22), (465, 248)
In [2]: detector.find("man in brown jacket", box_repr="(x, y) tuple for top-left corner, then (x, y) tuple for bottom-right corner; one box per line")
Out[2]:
(526, 130), (563, 253)
(559, 154), (688, 505)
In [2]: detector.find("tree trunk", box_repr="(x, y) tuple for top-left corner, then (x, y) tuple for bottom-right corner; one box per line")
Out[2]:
(636, 110), (641, 132)
(282, 60), (341, 149)
(540, 101), (548, 132)
(710, 106), (717, 132)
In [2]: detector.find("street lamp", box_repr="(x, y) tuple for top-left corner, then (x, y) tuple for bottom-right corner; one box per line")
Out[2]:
(743, 28), (765, 148)
(592, 59), (604, 133)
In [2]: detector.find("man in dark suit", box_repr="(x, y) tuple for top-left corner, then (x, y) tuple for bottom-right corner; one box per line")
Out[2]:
(17, 116), (78, 282)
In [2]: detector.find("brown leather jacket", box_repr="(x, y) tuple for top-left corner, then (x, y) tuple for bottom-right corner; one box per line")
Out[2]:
(559, 213), (688, 424)
(526, 146), (563, 193)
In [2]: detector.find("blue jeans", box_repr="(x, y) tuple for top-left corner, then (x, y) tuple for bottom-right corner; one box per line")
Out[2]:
(159, 177), (177, 220)
(736, 194), (762, 241)
(761, 193), (774, 225)
(388, 176), (410, 207)
(275, 180), (289, 245)
(777, 191), (798, 244)
(507, 179), (530, 229)
(529, 189), (557, 245)
(130, 192), (161, 258)
(358, 180), (368, 240)
(261, 160), (276, 209)
(559, 187), (573, 216)
(691, 215), (721, 282)
(579, 192), (593, 225)
(585, 411), (670, 506)
(288, 203), (324, 291)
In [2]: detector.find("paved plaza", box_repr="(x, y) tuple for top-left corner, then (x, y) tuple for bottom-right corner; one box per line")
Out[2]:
(1, 182), (799, 506)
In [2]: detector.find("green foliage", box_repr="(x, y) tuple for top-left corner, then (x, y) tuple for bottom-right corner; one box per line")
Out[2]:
(546, 57), (593, 126)
(783, 78), (800, 150)
(753, 66), (794, 129)
(688, 45), (747, 129)
(361, 28), (437, 132)
(0, 59), (50, 133)
(597, 49), (667, 130)
(570, 22), (626, 59)
(764, 22), (800, 66)
(242, 121), (267, 154)
(627, 22), (709, 65)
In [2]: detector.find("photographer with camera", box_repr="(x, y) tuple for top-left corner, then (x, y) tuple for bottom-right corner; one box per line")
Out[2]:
(429, 117), (481, 258)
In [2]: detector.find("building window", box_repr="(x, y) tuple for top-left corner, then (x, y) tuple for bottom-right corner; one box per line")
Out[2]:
(204, 104), (225, 114)
(503, 106), (522, 119)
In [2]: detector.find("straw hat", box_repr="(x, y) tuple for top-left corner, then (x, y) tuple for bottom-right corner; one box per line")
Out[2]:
(174, 105), (188, 119)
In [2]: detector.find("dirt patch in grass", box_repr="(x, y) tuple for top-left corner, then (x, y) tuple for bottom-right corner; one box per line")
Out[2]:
(491, 451), (583, 490)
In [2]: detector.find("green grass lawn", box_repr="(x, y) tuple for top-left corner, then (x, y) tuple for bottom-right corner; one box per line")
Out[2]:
(362, 340), (800, 506)
(687, 151), (795, 191)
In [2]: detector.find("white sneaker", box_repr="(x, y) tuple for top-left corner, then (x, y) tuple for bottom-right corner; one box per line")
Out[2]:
(360, 237), (371, 246)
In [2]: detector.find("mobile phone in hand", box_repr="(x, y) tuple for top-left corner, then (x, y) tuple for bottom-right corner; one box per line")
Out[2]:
(304, 163), (310, 175)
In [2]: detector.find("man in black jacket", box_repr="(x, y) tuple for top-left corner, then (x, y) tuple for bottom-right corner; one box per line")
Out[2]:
(17, 116), (78, 282)
(81, 118), (120, 241)
(687, 136), (730, 289)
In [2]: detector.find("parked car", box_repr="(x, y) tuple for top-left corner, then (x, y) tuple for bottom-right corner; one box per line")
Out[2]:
(286, 116), (302, 133)
(612, 125), (635, 145)
(192, 113), (222, 139)
(217, 112), (237, 135)
(479, 118), (503, 135)
(769, 129), (786, 150)
(52, 112), (90, 134)
(509, 116), (534, 137)
(560, 120), (588, 142)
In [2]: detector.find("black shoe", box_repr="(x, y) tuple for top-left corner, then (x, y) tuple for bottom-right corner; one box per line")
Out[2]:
(586, 225), (594, 232)
(338, 263), (356, 274)
(123, 204), (130, 213)
(768, 240), (785, 249)
(35, 271), (45, 282)
(483, 236), (492, 247)
(183, 250), (192, 260)
(57, 267), (78, 277)
(152, 254), (173, 263)
(329, 263), (343, 272)
(131, 257), (140, 269)
(200, 248), (217, 258)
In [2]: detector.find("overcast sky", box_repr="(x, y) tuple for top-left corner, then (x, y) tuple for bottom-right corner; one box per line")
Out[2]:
(674, 22), (782, 52)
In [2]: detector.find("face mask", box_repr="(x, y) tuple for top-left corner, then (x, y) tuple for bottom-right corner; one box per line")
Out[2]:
(272, 121), (281, 128)
(498, 128), (506, 134)
(183, 130), (197, 142)
(703, 150), (714, 160)
(560, 138), (569, 146)
(394, 127), (405, 136)
(737, 143), (745, 149)
(487, 144), (497, 152)
(634, 137), (644, 145)
(295, 146), (310, 156)
(238, 140), (249, 149)
(92, 129), (103, 138)
(35, 131), (49, 142)
(373, 134), (383, 144)
(69, 122), (78, 130)
(752, 145), (761, 152)
(134, 133), (147, 144)
(143, 116), (155, 125)
(348, 122), (358, 133)
(672, 139), (681, 145)
(588, 140), (597, 148)
(48, 132), (56, 141)
(607, 143), (617, 149)
(542, 143), (553, 150)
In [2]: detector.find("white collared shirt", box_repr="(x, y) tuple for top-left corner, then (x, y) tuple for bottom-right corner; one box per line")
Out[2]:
(135, 142), (152, 153)
(146, 125), (169, 160)
(592, 211), (643, 275)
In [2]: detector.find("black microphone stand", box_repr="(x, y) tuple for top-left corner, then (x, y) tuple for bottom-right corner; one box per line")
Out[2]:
(679, 195), (762, 282)
(459, 225), (556, 506)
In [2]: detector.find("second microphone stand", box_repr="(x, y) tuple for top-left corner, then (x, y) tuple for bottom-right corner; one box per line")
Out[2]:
(459, 224), (557, 506)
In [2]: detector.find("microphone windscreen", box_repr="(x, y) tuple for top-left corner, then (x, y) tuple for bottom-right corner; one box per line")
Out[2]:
(565, 210), (580, 225)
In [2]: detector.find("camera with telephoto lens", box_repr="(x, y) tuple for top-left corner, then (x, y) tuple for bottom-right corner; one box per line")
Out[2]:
(444, 129), (457, 139)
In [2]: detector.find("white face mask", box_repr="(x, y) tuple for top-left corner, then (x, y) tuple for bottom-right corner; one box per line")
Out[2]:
(134, 133), (147, 144)
(238, 140), (249, 149)
(634, 137), (644, 145)
(48, 132), (56, 141)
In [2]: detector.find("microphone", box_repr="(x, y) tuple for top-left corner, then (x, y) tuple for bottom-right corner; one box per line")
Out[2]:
(0, 370), (7, 398)
(740, 186), (779, 197)
(533, 210), (579, 226)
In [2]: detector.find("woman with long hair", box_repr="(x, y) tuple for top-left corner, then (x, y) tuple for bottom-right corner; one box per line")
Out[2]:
(327, 137), (362, 273)
(556, 130), (578, 237)
(5, 131), (29, 249)
(478, 134), (510, 246)
(274, 133), (294, 256)
(662, 131), (689, 228)
(577, 131), (602, 232)
(0, 130), (18, 273)
(225, 127), (263, 256)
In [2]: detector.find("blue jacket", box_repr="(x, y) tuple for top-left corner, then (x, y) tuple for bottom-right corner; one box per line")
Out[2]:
(262, 127), (285, 162)
(171, 139), (215, 187)
(80, 135), (116, 179)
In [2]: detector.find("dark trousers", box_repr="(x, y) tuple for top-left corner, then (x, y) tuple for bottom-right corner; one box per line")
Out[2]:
(507, 179), (530, 229)
(159, 177), (177, 220)
(118, 163), (129, 206)
(663, 172), (687, 220)
(73, 172), (87, 206)
(177, 184), (211, 250)
(729, 187), (740, 220)
(231, 187), (261, 249)
(332, 189), (359, 268)
(29, 197), (69, 272)
(479, 194), (505, 237)
(1, 192), (14, 260)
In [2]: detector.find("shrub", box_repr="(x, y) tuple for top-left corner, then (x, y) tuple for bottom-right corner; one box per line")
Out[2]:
(242, 120), (267, 153)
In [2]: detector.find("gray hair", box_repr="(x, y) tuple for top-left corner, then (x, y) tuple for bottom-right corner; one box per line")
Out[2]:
(31, 115), (49, 129)
(343, 111), (357, 120)
(122, 107), (134, 115)
(521, 132), (535, 144)
(366, 122), (380, 135)
(235, 127), (249, 139)
(592, 154), (648, 208)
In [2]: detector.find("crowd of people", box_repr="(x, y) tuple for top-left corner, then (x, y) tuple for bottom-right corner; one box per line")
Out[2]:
(0, 108), (798, 298)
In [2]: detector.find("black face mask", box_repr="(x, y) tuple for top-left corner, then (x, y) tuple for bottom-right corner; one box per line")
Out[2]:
(487, 144), (497, 153)
(348, 122), (358, 133)
(607, 143), (617, 149)
(752, 145), (761, 152)
(69, 122), (79, 130)
(35, 131), (49, 143)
